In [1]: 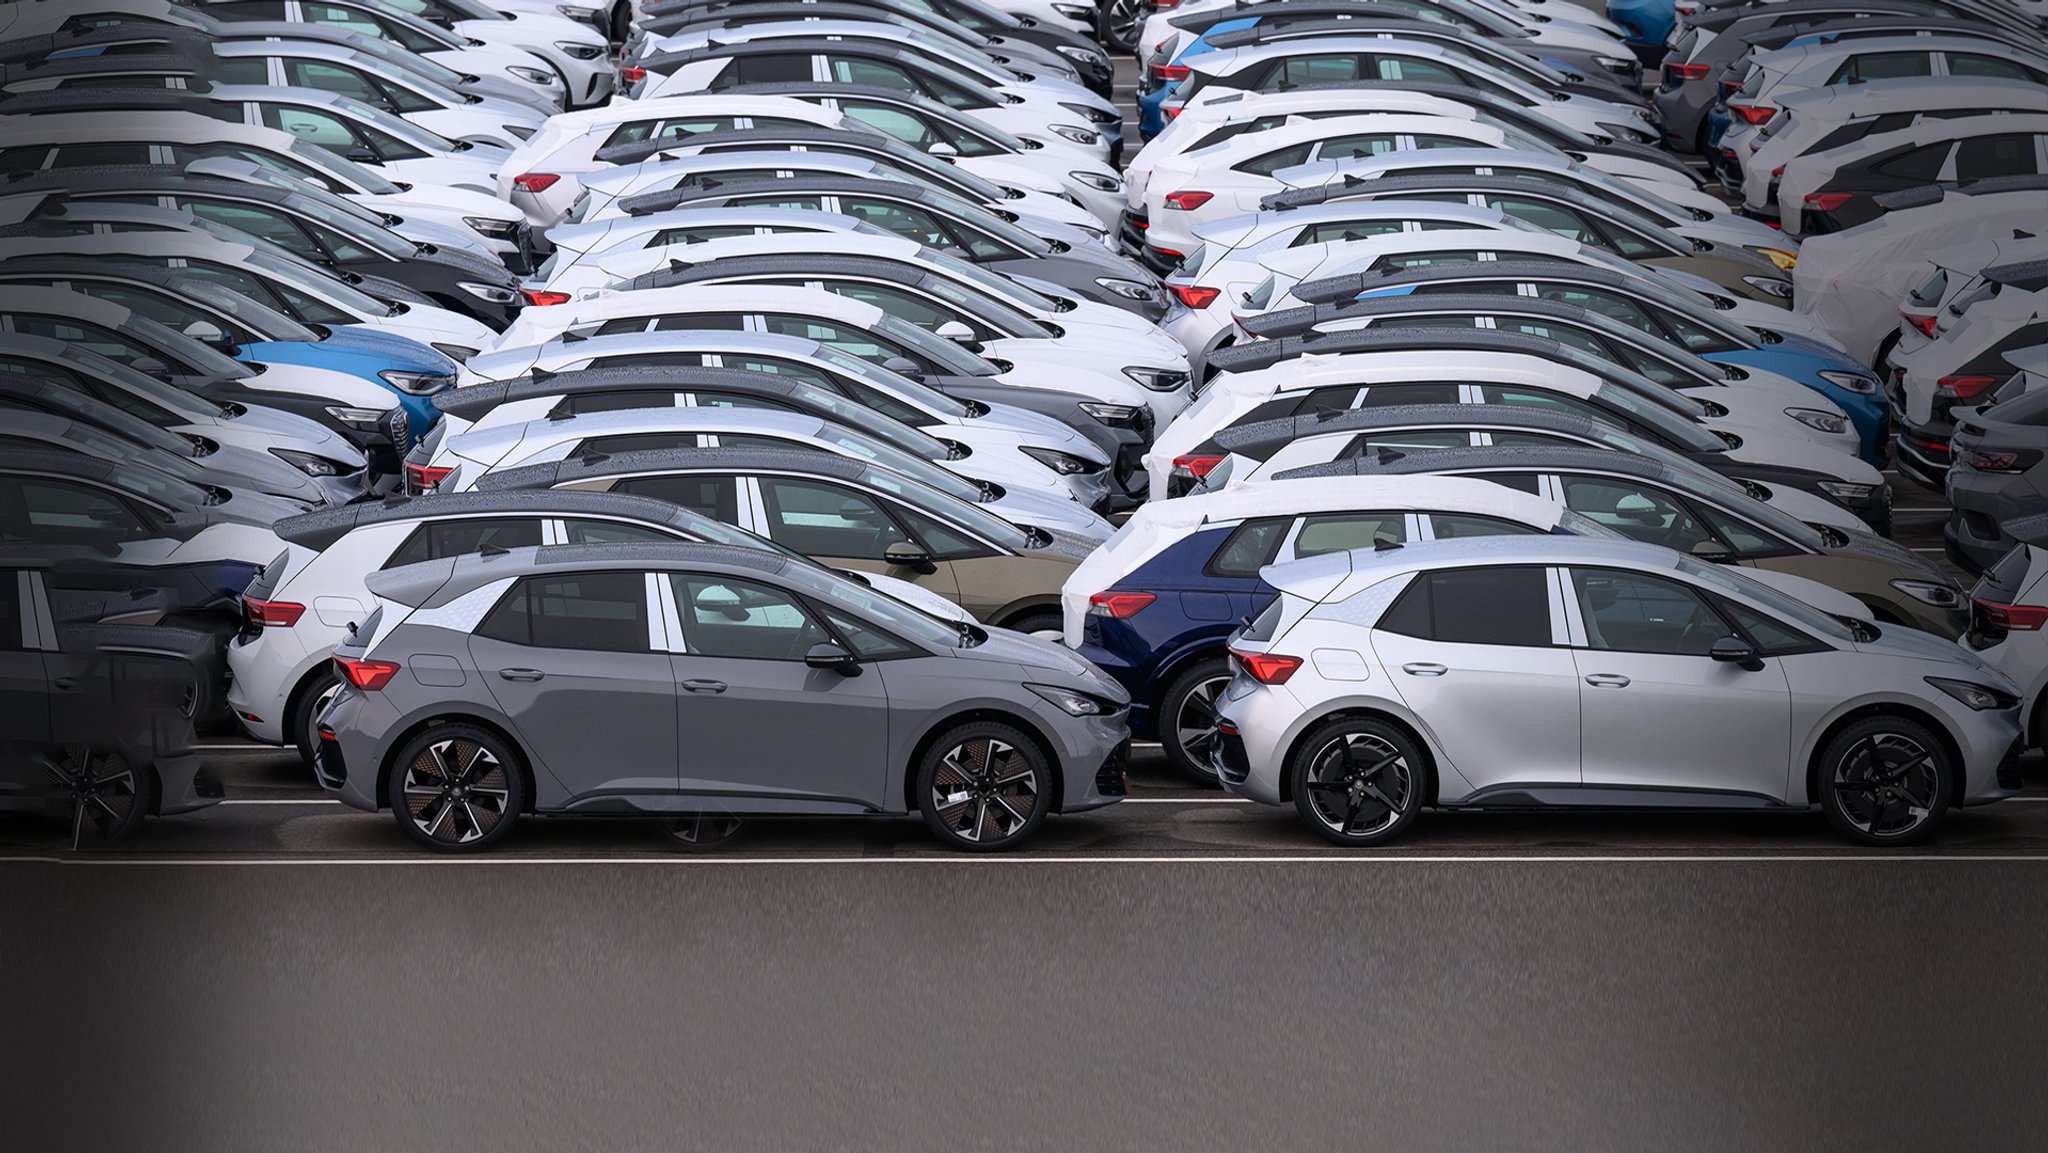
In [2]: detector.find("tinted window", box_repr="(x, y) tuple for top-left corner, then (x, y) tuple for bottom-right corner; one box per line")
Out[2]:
(1874, 143), (1950, 181)
(757, 477), (908, 558)
(1955, 134), (2040, 178)
(1558, 475), (1713, 551)
(1571, 568), (1726, 655)
(1829, 51), (1932, 84)
(560, 519), (681, 545)
(609, 474), (740, 522)
(1295, 221), (1405, 245)
(1375, 566), (1553, 647)
(1291, 512), (1406, 557)
(1234, 142), (1314, 177)
(1428, 514), (1544, 540)
(477, 573), (650, 652)
(12, 480), (150, 539)
(0, 572), (20, 650)
(1948, 53), (2047, 82)
(383, 518), (542, 569)
(674, 575), (830, 660)
(1209, 518), (1288, 577)
(1265, 55), (1362, 89)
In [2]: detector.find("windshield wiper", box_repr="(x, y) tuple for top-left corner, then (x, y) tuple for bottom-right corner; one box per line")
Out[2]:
(953, 619), (986, 647)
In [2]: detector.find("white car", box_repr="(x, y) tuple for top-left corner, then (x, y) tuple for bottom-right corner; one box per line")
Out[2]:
(1775, 113), (2048, 240)
(1966, 517), (2048, 749)
(635, 16), (1088, 91)
(206, 85), (511, 197)
(367, 0), (616, 107)
(427, 405), (1115, 538)
(443, 336), (1116, 507)
(224, 488), (970, 762)
(1898, 284), (2048, 430)
(482, 283), (1176, 436)
(1136, 0), (1627, 65)
(210, 37), (547, 149)
(1736, 76), (2048, 223)
(1895, 234), (2048, 369)
(496, 95), (846, 228)
(537, 208), (893, 289)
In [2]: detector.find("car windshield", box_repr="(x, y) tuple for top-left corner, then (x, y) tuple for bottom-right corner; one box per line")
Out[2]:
(875, 315), (998, 375)
(160, 276), (321, 344)
(858, 466), (1030, 548)
(65, 423), (208, 483)
(1662, 463), (1825, 549)
(916, 247), (1059, 313)
(812, 344), (971, 416)
(1586, 382), (1720, 446)
(283, 137), (401, 196)
(345, 34), (469, 91)
(14, 381), (198, 456)
(325, 92), (462, 153)
(812, 424), (985, 502)
(245, 249), (391, 316)
(104, 460), (211, 507)
(775, 380), (954, 456)
(777, 559), (964, 648)
(1675, 556), (1855, 642)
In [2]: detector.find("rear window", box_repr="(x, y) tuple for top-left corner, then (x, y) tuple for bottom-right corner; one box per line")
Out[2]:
(1907, 267), (1949, 308)
(1374, 566), (1553, 646)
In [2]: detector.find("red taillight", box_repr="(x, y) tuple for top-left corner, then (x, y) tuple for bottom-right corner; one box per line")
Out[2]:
(1937, 374), (1999, 400)
(512, 173), (560, 193)
(1803, 191), (1852, 212)
(1981, 600), (2048, 631)
(1728, 104), (1775, 125)
(1153, 0), (1181, 8)
(1150, 63), (1191, 82)
(1172, 453), (1223, 479)
(405, 462), (453, 492)
(333, 655), (400, 691)
(1230, 648), (1301, 685)
(1770, 166), (1784, 178)
(1667, 62), (1711, 81)
(520, 288), (571, 307)
(619, 65), (645, 83)
(242, 597), (305, 628)
(1165, 106), (1182, 121)
(1162, 190), (1213, 211)
(1962, 447), (2030, 472)
(1719, 78), (1744, 98)
(1087, 591), (1157, 619)
(1169, 284), (1220, 308)
(1903, 311), (1937, 338)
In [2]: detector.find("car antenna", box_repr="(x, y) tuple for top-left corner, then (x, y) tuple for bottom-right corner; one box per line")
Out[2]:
(545, 398), (575, 421)
(575, 448), (611, 465)
(532, 367), (559, 382)
(478, 543), (509, 558)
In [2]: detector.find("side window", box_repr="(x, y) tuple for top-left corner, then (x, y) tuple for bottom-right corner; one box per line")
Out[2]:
(1265, 55), (1362, 90)
(1289, 512), (1407, 558)
(17, 480), (152, 539)
(1354, 382), (1463, 408)
(1294, 221), (1405, 246)
(1477, 384), (1606, 421)
(1341, 429), (1473, 457)
(1234, 142), (1314, 177)
(735, 55), (817, 85)
(831, 56), (918, 88)
(1557, 476), (1713, 551)
(820, 607), (917, 660)
(1472, 472), (1543, 495)
(1373, 56), (1462, 85)
(1315, 134), (1402, 161)
(1535, 287), (1657, 334)
(264, 105), (358, 149)
(285, 60), (383, 103)
(1715, 596), (1816, 655)
(651, 225), (763, 245)
(1954, 134), (2040, 179)
(477, 573), (651, 652)
(1209, 518), (1289, 577)
(0, 572), (20, 650)
(177, 201), (311, 250)
(1828, 51), (1932, 84)
(839, 199), (953, 248)
(211, 56), (273, 85)
(757, 477), (909, 558)
(1374, 566), (1553, 646)
(1427, 514), (1544, 540)
(1948, 53), (2046, 82)
(1693, 505), (1784, 557)
(1874, 143), (1951, 182)
(559, 519), (681, 545)
(608, 474), (740, 522)
(1377, 250), (1485, 271)
(5, 316), (169, 370)
(722, 357), (834, 389)
(578, 432), (696, 455)
(894, 503), (988, 559)
(1487, 196), (1600, 244)
(1571, 568), (1728, 655)
(673, 576), (831, 660)
(381, 518), (543, 569)
(840, 102), (942, 148)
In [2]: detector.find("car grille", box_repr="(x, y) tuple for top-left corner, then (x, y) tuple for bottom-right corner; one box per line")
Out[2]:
(1095, 738), (1131, 798)
(384, 407), (411, 449)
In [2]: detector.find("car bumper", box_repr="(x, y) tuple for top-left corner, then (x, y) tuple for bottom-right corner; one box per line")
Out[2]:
(1953, 710), (2026, 806)
(225, 626), (317, 747)
(1895, 423), (1953, 491)
(1043, 707), (1133, 813)
(1944, 468), (2037, 575)
(1210, 677), (1305, 807)
(314, 686), (403, 811)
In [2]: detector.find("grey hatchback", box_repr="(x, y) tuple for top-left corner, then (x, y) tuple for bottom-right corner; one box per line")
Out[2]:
(315, 542), (1130, 852)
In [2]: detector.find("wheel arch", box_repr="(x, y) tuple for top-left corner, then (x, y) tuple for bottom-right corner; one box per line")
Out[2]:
(1800, 701), (1966, 808)
(990, 596), (1063, 632)
(900, 707), (1065, 815)
(1277, 705), (1440, 806)
(375, 712), (538, 815)
(282, 658), (340, 747)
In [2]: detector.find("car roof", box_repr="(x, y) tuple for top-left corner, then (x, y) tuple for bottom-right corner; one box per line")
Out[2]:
(369, 540), (791, 610)
(622, 174), (951, 217)
(591, 121), (900, 167)
(0, 283), (133, 327)
(1192, 34), (1460, 72)
(1260, 533), (1685, 602)
(1256, 291), (1671, 344)
(0, 164), (300, 204)
(1213, 401), (1611, 460)
(624, 248), (945, 292)
(550, 282), (887, 324)
(1208, 325), (1610, 375)
(1776, 74), (2048, 116)
(1260, 156), (1580, 210)
(1291, 257), (1640, 306)
(470, 444), (870, 492)
(0, 446), (137, 485)
(276, 489), (714, 552)
(433, 365), (817, 420)
(1275, 443), (1672, 483)
(0, 85), (230, 116)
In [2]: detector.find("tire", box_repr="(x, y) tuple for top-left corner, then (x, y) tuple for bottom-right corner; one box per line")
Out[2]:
(1158, 657), (1231, 784)
(653, 812), (745, 851)
(1002, 611), (1064, 643)
(1288, 717), (1426, 847)
(49, 745), (152, 846)
(1097, 0), (1140, 55)
(385, 723), (525, 853)
(916, 721), (1052, 852)
(1817, 716), (1953, 846)
(289, 667), (343, 772)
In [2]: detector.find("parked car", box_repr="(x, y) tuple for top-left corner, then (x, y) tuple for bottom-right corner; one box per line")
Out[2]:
(1942, 360), (2048, 571)
(1213, 536), (2021, 845)
(1781, 114), (2048, 238)
(1896, 286), (2048, 489)
(1964, 512), (2048, 745)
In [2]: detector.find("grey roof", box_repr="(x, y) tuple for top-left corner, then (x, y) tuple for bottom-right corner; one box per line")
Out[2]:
(470, 445), (867, 493)
(595, 124), (892, 166)
(0, 87), (227, 117)
(1213, 402), (1610, 461)
(275, 489), (718, 552)
(1982, 257), (2048, 290)
(624, 251), (932, 292)
(0, 448), (136, 486)
(432, 366), (808, 420)
(1237, 291), (1674, 348)
(2004, 512), (2048, 548)
(1207, 323), (1598, 373)
(367, 541), (789, 610)
(1206, 16), (1483, 52)
(619, 173), (941, 218)
(0, 164), (302, 205)
(1292, 257), (1644, 306)
(638, 36), (933, 72)
(1262, 164), (1579, 212)
(1273, 443), (1671, 483)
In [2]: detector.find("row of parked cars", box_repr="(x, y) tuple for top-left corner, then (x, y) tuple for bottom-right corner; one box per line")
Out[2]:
(1, 0), (2045, 854)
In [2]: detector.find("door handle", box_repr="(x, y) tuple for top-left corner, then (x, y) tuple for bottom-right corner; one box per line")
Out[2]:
(682, 679), (727, 694)
(1401, 663), (1447, 677)
(51, 677), (76, 691)
(1584, 673), (1631, 688)
(499, 668), (545, 682)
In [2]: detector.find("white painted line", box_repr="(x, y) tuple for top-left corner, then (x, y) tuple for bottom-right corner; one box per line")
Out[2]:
(1120, 796), (1251, 804)
(218, 798), (340, 806)
(1910, 547), (1946, 553)
(6, 853), (2047, 867)
(193, 744), (283, 752)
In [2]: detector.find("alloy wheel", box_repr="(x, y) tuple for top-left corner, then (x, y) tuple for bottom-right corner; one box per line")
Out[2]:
(44, 746), (142, 848)
(930, 737), (1038, 844)
(400, 738), (512, 846)
(1302, 732), (1414, 840)
(1171, 673), (1232, 774)
(1831, 732), (1941, 840)
(1100, 0), (1142, 55)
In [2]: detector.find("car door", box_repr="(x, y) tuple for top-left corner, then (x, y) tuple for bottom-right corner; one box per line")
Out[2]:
(1565, 566), (1793, 800)
(1366, 564), (1582, 794)
(752, 474), (963, 608)
(665, 572), (893, 809)
(0, 571), (50, 749)
(466, 571), (679, 803)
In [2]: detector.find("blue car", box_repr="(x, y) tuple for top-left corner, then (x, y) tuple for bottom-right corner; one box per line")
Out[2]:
(1065, 475), (1601, 778)
(1607, 0), (1677, 60)
(233, 324), (454, 449)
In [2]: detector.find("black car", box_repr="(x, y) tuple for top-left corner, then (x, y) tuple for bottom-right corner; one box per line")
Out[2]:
(1798, 124), (2048, 235)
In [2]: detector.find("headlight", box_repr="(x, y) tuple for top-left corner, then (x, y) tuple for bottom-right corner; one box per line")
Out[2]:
(1743, 274), (1794, 300)
(1069, 170), (1121, 192)
(431, 343), (479, 361)
(1078, 401), (1141, 425)
(1594, 55), (1635, 73)
(1027, 683), (1118, 716)
(555, 41), (603, 60)
(379, 369), (453, 394)
(1892, 580), (1963, 608)
(1596, 121), (1650, 143)
(1055, 45), (1108, 69)
(1753, 247), (1799, 271)
(271, 448), (348, 477)
(1094, 277), (1156, 302)
(1051, 3), (1094, 19)
(1051, 125), (1100, 146)
(322, 405), (388, 429)
(557, 3), (603, 24)
(1816, 481), (1876, 502)
(1060, 101), (1118, 125)
(462, 215), (519, 239)
(1020, 446), (1098, 475)
(507, 65), (555, 85)
(1786, 408), (1847, 435)
(1123, 367), (1188, 391)
(1817, 369), (1879, 395)
(1925, 676), (2016, 711)
(457, 281), (520, 304)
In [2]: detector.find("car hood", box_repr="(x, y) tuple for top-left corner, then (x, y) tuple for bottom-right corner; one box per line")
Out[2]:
(950, 625), (1129, 692)
(1852, 621), (2014, 687)
(309, 324), (458, 372)
(1828, 528), (1956, 588)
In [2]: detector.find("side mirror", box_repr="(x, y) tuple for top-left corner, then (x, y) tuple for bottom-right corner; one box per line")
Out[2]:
(1690, 540), (1733, 561)
(345, 147), (380, 164)
(129, 356), (170, 377)
(181, 320), (227, 347)
(881, 356), (924, 379)
(805, 641), (861, 675)
(935, 319), (976, 344)
(927, 142), (958, 158)
(1709, 635), (1765, 672)
(884, 540), (936, 574)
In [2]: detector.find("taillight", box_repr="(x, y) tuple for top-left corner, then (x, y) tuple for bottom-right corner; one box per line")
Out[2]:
(1770, 166), (1784, 178)
(1169, 284), (1220, 308)
(1962, 447), (2039, 474)
(1719, 78), (1743, 98)
(1936, 374), (1999, 400)
(1172, 453), (1223, 479)
(1229, 648), (1301, 685)
(1153, 0), (1181, 9)
(512, 173), (560, 193)
(1162, 190), (1213, 210)
(1981, 600), (2048, 631)
(1165, 106), (1182, 121)
(520, 288), (571, 306)
(1150, 63), (1191, 82)
(1902, 311), (1937, 338)
(1727, 104), (1774, 125)
(1087, 591), (1157, 619)
(242, 597), (305, 628)
(334, 655), (400, 691)
(619, 65), (645, 83)
(405, 462), (453, 492)
(1803, 191), (1852, 212)
(1667, 62), (1710, 81)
